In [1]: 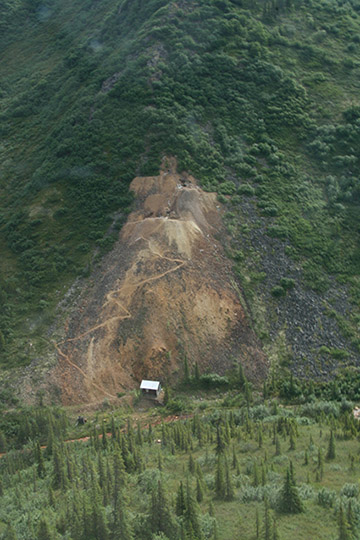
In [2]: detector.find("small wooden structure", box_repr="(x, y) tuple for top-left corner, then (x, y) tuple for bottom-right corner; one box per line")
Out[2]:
(140, 380), (162, 398)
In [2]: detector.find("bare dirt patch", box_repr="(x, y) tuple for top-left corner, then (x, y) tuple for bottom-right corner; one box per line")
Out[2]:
(51, 158), (266, 404)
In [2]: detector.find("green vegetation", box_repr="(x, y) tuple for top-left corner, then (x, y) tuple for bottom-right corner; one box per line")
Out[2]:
(0, 0), (359, 372)
(1, 380), (360, 539)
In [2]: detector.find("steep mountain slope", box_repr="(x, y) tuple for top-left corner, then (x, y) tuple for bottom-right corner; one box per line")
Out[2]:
(0, 0), (360, 402)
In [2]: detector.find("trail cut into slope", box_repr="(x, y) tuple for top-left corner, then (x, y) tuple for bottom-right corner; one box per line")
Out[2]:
(52, 158), (266, 404)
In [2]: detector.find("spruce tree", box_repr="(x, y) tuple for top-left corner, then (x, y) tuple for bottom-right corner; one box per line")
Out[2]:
(176, 481), (186, 516)
(338, 503), (350, 540)
(272, 517), (280, 540)
(326, 430), (336, 461)
(163, 386), (170, 405)
(102, 422), (108, 450)
(237, 363), (246, 389)
(52, 445), (66, 490)
(317, 448), (324, 480)
(253, 462), (260, 487)
(289, 429), (296, 451)
(0, 430), (7, 453)
(188, 454), (195, 474)
(224, 457), (235, 501)
(196, 476), (204, 503)
(232, 445), (239, 471)
(184, 479), (202, 540)
(215, 456), (225, 499)
(275, 436), (281, 456)
(347, 500), (356, 537)
(35, 440), (45, 478)
(264, 496), (272, 540)
(149, 479), (177, 539)
(215, 425), (226, 455)
(112, 490), (134, 540)
(278, 464), (303, 514)
(4, 524), (18, 540)
(37, 518), (53, 540)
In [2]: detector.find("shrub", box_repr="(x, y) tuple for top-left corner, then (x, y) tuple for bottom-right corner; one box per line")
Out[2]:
(318, 488), (336, 508)
(340, 483), (359, 498)
(280, 278), (295, 290)
(199, 374), (229, 389)
(271, 286), (286, 298)
(238, 184), (255, 196)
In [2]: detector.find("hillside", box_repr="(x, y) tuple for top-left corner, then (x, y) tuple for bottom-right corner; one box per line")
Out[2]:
(0, 0), (360, 403)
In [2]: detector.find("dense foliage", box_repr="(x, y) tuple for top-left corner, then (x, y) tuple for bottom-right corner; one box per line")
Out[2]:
(0, 0), (359, 374)
(1, 385), (360, 539)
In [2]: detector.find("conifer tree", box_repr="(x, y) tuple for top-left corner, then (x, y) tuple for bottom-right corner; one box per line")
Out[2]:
(272, 517), (280, 540)
(0, 430), (7, 453)
(176, 481), (186, 516)
(188, 454), (195, 474)
(163, 386), (170, 405)
(37, 518), (54, 540)
(148, 424), (153, 444)
(289, 429), (296, 451)
(224, 457), (235, 501)
(338, 503), (350, 540)
(317, 448), (324, 480)
(102, 422), (108, 450)
(258, 426), (263, 449)
(275, 436), (281, 456)
(4, 524), (18, 540)
(184, 479), (202, 540)
(264, 496), (272, 540)
(149, 479), (177, 539)
(196, 476), (204, 503)
(112, 490), (134, 540)
(215, 425), (226, 455)
(255, 507), (260, 539)
(326, 430), (336, 460)
(253, 462), (260, 487)
(232, 445), (239, 471)
(52, 445), (66, 490)
(35, 440), (45, 478)
(136, 421), (143, 446)
(215, 456), (225, 499)
(48, 488), (55, 508)
(261, 462), (267, 486)
(278, 463), (303, 514)
(44, 425), (54, 458)
(113, 448), (126, 506)
(237, 363), (246, 389)
(347, 500), (356, 537)
(110, 416), (117, 441)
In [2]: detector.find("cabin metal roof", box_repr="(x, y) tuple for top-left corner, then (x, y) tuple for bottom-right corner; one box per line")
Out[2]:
(140, 380), (161, 390)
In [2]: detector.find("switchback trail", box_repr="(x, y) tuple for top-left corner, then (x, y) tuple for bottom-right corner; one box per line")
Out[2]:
(55, 234), (186, 399)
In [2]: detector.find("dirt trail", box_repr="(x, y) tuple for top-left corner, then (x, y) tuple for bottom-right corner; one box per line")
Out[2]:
(51, 157), (267, 404)
(0, 412), (194, 459)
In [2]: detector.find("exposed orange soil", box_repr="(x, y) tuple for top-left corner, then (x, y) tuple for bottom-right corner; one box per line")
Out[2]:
(51, 157), (267, 404)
